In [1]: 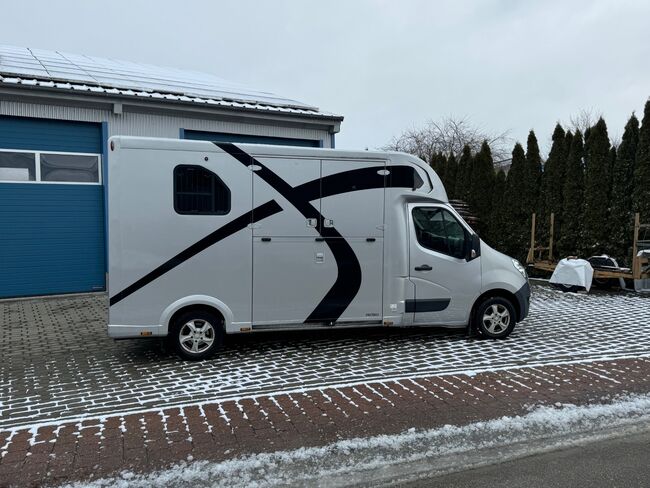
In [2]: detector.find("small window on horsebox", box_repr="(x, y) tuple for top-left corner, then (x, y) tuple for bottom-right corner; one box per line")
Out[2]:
(174, 165), (231, 215)
(412, 166), (432, 192)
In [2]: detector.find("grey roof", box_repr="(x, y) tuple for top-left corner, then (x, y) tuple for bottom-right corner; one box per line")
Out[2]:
(0, 45), (341, 119)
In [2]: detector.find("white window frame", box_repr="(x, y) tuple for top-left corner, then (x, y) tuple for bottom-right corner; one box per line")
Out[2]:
(0, 148), (102, 185)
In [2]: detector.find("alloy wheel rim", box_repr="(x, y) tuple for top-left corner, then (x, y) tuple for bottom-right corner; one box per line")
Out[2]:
(179, 319), (215, 354)
(482, 304), (510, 335)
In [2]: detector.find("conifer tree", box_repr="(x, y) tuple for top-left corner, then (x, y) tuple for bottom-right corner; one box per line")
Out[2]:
(429, 152), (439, 182)
(524, 131), (543, 218)
(469, 141), (495, 237)
(439, 153), (449, 191)
(431, 153), (447, 188)
(565, 130), (574, 155)
(428, 152), (438, 172)
(562, 129), (574, 238)
(543, 124), (568, 238)
(583, 118), (611, 254)
(502, 143), (528, 260)
(559, 130), (585, 256)
(607, 146), (617, 213)
(633, 100), (650, 220)
(489, 170), (507, 250)
(454, 145), (473, 201)
(584, 126), (592, 153)
(609, 146), (617, 192)
(445, 152), (458, 199)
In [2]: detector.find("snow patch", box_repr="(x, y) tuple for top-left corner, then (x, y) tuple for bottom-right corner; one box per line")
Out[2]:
(6, 353), (650, 434)
(54, 393), (650, 488)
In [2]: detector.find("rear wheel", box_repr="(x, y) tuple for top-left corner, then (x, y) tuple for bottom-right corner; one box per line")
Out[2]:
(474, 297), (516, 339)
(169, 310), (224, 360)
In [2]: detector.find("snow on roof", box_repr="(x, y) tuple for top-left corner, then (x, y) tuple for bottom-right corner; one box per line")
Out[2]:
(0, 45), (341, 119)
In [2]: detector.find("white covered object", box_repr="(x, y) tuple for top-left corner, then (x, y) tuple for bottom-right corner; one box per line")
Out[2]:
(550, 258), (594, 292)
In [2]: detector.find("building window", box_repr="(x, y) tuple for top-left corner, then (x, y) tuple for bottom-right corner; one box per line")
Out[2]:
(0, 151), (36, 181)
(0, 149), (101, 184)
(174, 165), (231, 215)
(40, 153), (99, 182)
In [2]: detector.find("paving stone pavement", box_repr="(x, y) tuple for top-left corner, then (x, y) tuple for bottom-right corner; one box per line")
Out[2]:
(1, 357), (649, 487)
(1, 283), (649, 429)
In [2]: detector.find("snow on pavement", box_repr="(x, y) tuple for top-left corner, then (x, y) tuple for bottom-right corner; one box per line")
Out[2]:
(55, 393), (650, 488)
(3, 283), (650, 428)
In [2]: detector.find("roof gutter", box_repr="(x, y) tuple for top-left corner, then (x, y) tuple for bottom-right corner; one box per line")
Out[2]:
(0, 83), (343, 133)
(0, 76), (343, 121)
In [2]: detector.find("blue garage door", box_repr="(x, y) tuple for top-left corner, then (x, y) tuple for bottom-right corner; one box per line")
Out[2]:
(0, 116), (105, 298)
(183, 129), (322, 147)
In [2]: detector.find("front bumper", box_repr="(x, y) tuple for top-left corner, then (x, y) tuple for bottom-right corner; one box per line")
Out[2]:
(514, 281), (531, 322)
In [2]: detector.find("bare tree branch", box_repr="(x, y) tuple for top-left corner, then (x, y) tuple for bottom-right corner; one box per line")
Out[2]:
(383, 115), (511, 163)
(566, 108), (602, 136)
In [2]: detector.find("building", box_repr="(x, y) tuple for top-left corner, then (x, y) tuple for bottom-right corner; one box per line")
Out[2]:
(0, 45), (343, 298)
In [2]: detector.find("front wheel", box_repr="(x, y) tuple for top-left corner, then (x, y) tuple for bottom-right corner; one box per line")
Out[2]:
(474, 297), (516, 339)
(169, 310), (224, 360)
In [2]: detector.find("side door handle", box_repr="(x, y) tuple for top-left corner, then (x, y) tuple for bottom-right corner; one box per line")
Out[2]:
(414, 264), (432, 271)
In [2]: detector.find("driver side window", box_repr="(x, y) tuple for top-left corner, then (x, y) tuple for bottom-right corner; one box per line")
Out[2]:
(412, 207), (467, 259)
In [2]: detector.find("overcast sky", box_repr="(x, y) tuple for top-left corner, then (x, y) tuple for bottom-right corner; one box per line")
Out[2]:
(2, 0), (649, 155)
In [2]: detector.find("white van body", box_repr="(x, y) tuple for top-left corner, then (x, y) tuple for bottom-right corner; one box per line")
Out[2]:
(108, 137), (530, 355)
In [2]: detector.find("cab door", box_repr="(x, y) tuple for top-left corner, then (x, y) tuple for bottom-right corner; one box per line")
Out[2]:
(407, 204), (481, 325)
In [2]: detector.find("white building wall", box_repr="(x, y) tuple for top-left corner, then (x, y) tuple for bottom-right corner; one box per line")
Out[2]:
(0, 100), (333, 147)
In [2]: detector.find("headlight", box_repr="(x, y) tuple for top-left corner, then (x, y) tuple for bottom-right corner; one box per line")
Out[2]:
(512, 259), (528, 279)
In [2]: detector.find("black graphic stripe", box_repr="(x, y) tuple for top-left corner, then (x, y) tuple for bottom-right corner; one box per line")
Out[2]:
(109, 152), (422, 311)
(294, 165), (422, 201)
(109, 200), (282, 306)
(405, 298), (450, 313)
(296, 166), (420, 320)
(295, 165), (422, 321)
(217, 143), (364, 323)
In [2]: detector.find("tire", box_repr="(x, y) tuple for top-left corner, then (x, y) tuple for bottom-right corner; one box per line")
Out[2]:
(168, 310), (224, 361)
(592, 277), (615, 290)
(473, 297), (516, 339)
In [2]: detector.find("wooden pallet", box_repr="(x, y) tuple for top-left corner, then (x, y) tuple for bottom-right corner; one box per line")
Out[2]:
(527, 213), (650, 281)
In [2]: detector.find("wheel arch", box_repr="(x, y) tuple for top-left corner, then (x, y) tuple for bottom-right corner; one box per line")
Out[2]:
(470, 288), (521, 325)
(160, 295), (233, 335)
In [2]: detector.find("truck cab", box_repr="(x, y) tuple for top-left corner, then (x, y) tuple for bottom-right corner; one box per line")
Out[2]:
(107, 137), (530, 359)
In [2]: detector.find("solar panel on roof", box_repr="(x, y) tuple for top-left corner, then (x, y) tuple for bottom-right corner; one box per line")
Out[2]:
(0, 44), (318, 111)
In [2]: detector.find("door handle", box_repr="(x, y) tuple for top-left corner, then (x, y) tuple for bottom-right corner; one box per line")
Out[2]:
(414, 264), (432, 271)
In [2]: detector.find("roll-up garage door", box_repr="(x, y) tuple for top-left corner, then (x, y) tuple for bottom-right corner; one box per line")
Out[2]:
(0, 116), (105, 298)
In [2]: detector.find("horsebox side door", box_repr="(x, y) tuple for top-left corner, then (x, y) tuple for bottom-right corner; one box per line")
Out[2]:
(318, 159), (386, 324)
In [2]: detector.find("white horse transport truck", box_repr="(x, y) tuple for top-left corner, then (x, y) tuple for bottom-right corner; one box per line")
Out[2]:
(108, 137), (530, 360)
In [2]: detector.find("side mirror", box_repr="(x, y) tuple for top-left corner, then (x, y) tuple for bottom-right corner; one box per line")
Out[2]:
(467, 234), (481, 261)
